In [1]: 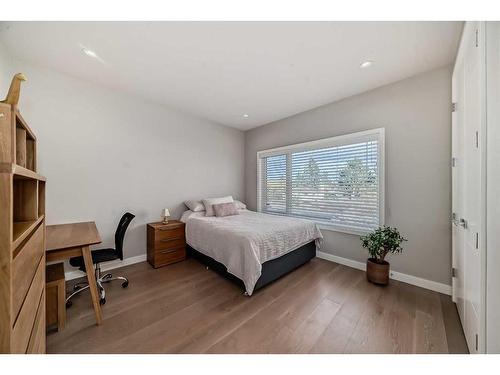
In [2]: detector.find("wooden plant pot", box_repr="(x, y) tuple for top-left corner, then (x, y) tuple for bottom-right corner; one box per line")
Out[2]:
(366, 258), (389, 285)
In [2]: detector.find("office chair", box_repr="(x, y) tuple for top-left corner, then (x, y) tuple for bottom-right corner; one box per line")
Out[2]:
(66, 212), (135, 307)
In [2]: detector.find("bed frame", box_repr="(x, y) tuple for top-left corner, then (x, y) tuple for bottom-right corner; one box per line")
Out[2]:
(186, 241), (316, 294)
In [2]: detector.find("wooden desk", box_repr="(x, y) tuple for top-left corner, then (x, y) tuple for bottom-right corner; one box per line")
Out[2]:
(46, 222), (103, 325)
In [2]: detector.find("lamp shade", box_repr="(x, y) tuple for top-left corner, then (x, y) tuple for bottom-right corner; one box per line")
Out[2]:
(163, 208), (170, 217)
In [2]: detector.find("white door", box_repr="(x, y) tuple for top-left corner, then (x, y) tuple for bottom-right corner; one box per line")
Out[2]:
(452, 22), (484, 354)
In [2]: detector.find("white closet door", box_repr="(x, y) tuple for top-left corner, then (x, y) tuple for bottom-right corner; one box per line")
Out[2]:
(452, 21), (485, 354)
(463, 25), (482, 354)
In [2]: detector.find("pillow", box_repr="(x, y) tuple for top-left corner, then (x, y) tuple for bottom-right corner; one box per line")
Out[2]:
(184, 200), (205, 212)
(180, 210), (206, 222)
(202, 196), (234, 217)
(234, 200), (247, 210)
(213, 202), (239, 217)
(184, 198), (244, 212)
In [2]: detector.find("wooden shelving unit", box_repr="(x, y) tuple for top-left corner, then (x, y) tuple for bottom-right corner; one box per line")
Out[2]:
(12, 215), (45, 253)
(0, 102), (46, 354)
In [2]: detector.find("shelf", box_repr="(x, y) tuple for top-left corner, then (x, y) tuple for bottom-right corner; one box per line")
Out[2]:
(15, 112), (36, 172)
(0, 106), (37, 172)
(0, 163), (46, 181)
(15, 109), (36, 141)
(13, 178), (38, 223)
(13, 165), (45, 181)
(12, 215), (44, 251)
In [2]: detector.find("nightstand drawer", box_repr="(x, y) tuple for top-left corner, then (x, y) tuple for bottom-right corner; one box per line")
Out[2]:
(155, 226), (184, 240)
(154, 246), (186, 267)
(156, 225), (184, 237)
(154, 235), (185, 251)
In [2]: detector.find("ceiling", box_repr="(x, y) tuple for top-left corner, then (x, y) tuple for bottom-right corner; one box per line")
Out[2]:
(0, 22), (462, 130)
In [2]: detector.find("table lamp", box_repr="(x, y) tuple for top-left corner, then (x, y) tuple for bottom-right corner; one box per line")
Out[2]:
(162, 208), (170, 224)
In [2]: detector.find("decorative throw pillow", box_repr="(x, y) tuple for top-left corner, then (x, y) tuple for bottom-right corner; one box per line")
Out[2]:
(202, 196), (234, 217)
(234, 200), (247, 209)
(184, 200), (205, 212)
(213, 202), (240, 217)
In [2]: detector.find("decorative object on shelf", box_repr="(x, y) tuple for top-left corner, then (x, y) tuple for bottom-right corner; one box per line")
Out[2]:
(1, 73), (27, 105)
(360, 226), (407, 285)
(162, 208), (170, 224)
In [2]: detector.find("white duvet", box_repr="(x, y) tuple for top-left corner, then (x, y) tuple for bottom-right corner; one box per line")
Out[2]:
(181, 209), (323, 295)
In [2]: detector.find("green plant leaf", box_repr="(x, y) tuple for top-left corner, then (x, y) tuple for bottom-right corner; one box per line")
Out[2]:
(360, 226), (407, 261)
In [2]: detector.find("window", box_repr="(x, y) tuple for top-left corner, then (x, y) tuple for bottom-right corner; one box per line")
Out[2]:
(257, 128), (384, 235)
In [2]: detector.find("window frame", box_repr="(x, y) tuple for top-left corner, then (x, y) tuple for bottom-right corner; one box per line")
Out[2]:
(256, 128), (385, 235)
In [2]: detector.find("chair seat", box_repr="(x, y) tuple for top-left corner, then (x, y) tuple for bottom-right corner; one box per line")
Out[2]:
(69, 248), (120, 271)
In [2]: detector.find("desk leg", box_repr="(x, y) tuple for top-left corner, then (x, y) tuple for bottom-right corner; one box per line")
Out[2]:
(82, 245), (103, 325)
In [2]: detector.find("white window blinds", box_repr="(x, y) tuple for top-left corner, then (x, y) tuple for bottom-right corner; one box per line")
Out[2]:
(257, 129), (384, 234)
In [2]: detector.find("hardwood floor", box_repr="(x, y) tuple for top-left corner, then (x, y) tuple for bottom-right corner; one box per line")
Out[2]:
(47, 257), (468, 354)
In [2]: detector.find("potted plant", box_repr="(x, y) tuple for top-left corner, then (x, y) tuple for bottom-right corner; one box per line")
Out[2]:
(360, 226), (407, 285)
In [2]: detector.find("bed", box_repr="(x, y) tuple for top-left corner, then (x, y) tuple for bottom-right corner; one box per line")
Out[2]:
(180, 209), (323, 295)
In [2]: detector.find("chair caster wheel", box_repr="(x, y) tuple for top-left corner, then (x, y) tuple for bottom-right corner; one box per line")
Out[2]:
(122, 281), (129, 288)
(100, 298), (106, 305)
(66, 300), (72, 308)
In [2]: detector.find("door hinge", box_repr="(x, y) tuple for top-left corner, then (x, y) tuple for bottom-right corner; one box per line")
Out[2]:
(475, 131), (479, 148)
(476, 333), (479, 351)
(475, 29), (479, 47)
(452, 102), (457, 112)
(452, 157), (457, 167)
(476, 232), (479, 249)
(452, 267), (457, 278)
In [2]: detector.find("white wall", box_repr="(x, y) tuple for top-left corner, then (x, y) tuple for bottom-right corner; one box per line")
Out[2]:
(1, 58), (245, 260)
(0, 40), (13, 91)
(245, 66), (453, 286)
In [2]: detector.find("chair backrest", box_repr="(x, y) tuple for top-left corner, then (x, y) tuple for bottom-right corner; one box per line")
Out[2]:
(114, 212), (135, 260)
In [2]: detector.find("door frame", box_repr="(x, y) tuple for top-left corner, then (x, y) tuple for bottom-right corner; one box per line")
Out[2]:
(451, 47), (460, 305)
(486, 21), (500, 354)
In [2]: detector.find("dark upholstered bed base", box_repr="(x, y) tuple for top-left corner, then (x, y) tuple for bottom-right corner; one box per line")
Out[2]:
(186, 241), (316, 294)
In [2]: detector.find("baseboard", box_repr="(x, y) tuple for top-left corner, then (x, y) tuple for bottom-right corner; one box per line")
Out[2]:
(316, 251), (452, 295)
(64, 254), (147, 281)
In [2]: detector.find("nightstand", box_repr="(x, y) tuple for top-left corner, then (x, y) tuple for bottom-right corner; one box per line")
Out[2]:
(147, 220), (186, 268)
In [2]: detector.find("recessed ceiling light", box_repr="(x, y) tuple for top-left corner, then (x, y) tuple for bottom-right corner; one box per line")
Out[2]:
(243, 114), (249, 118)
(360, 60), (373, 69)
(82, 47), (99, 59)
(79, 44), (107, 65)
